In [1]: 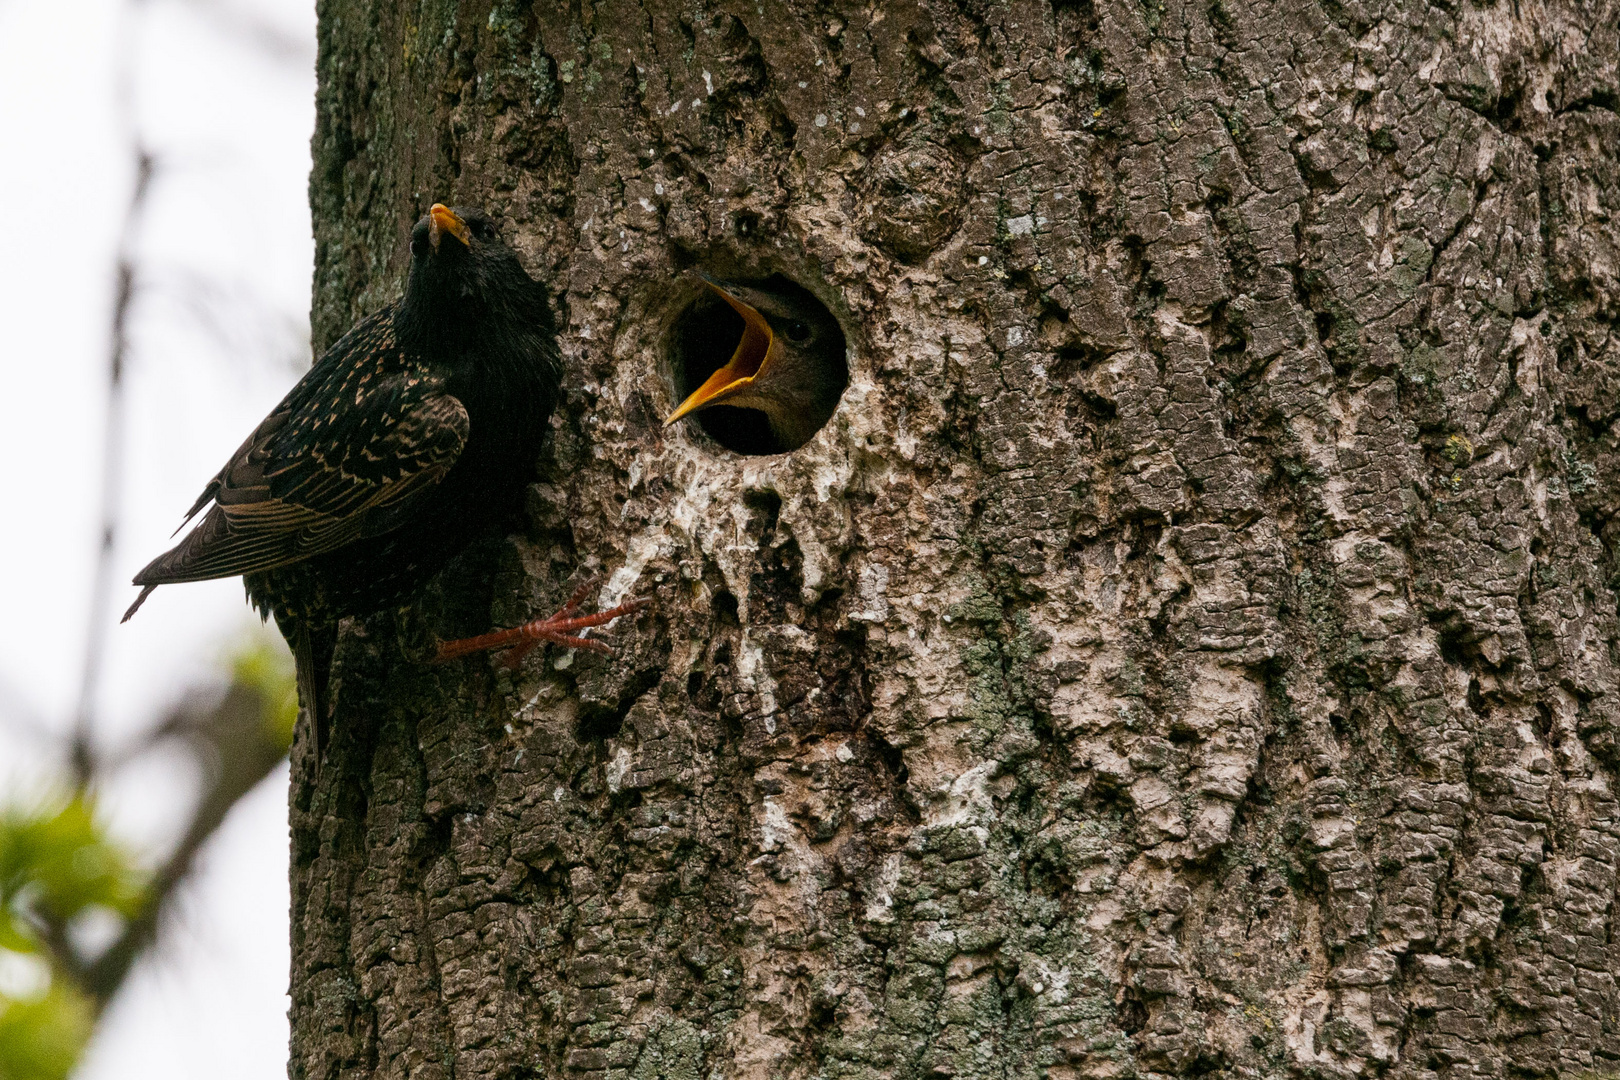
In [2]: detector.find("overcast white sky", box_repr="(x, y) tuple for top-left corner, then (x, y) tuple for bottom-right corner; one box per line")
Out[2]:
(0, 0), (317, 1075)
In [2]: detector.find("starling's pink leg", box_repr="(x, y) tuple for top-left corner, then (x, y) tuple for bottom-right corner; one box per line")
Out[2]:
(435, 579), (650, 667)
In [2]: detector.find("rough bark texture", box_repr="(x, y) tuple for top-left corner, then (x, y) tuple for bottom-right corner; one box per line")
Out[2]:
(292, 1), (1620, 1078)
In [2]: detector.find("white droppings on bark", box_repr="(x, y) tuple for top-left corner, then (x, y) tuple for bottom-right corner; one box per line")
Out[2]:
(605, 746), (633, 793)
(863, 854), (902, 923)
(853, 563), (889, 622)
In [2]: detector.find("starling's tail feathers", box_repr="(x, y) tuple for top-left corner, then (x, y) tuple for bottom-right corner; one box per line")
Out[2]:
(293, 622), (337, 761)
(122, 510), (237, 622)
(121, 585), (157, 623)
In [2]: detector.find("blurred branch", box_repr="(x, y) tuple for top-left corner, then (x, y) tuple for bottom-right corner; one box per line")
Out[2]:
(175, 0), (315, 66)
(152, 267), (312, 376)
(71, 0), (152, 784)
(74, 0), (314, 766)
(72, 0), (314, 776)
(5, 645), (293, 1025)
(5, 6), (307, 1072)
(81, 666), (292, 1012)
(70, 147), (154, 788)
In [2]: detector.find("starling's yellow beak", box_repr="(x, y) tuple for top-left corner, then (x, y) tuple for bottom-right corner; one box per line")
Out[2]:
(429, 204), (472, 250)
(665, 280), (779, 425)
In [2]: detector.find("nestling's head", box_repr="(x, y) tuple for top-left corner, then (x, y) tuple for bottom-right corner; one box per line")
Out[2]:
(400, 204), (552, 344)
(665, 274), (847, 451)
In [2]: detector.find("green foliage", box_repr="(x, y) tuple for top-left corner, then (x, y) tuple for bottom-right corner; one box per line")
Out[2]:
(0, 636), (295, 1079)
(0, 798), (145, 949)
(232, 636), (299, 752)
(0, 981), (93, 1080)
(0, 796), (144, 1080)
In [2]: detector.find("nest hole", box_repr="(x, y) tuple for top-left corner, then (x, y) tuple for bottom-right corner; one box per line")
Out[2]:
(667, 274), (847, 455)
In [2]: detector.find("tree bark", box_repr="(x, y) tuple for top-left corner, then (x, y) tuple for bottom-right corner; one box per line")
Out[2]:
(292, 1), (1620, 1078)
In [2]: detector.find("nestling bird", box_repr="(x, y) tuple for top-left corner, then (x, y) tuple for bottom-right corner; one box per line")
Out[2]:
(124, 204), (646, 752)
(665, 275), (846, 450)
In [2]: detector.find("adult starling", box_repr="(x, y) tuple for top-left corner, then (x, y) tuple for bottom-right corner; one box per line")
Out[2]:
(665, 275), (847, 449)
(124, 204), (645, 750)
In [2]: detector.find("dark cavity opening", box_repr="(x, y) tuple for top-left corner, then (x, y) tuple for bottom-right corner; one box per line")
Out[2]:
(667, 274), (848, 455)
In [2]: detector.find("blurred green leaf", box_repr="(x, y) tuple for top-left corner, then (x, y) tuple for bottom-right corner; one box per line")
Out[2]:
(0, 637), (294, 1078)
(231, 637), (298, 752)
(0, 976), (93, 1080)
(0, 796), (142, 1080)
(0, 798), (144, 956)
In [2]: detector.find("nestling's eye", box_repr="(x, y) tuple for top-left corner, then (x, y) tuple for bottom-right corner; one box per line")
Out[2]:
(784, 320), (811, 342)
(410, 233), (429, 259)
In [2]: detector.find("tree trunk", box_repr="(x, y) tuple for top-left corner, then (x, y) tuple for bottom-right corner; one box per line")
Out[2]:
(291, 1), (1620, 1077)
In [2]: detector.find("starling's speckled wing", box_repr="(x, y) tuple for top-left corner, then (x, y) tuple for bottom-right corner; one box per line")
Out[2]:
(131, 313), (469, 589)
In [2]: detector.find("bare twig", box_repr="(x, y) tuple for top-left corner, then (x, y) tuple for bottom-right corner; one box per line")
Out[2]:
(72, 149), (155, 786)
(70, 0), (155, 785)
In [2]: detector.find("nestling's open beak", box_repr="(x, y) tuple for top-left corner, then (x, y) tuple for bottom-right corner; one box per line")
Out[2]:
(429, 203), (472, 250)
(665, 278), (779, 425)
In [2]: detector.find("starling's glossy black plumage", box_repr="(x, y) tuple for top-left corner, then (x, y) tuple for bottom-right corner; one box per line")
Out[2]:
(125, 205), (565, 747)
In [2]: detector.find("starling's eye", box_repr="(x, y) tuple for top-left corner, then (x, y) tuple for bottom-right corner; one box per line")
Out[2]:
(784, 320), (811, 342)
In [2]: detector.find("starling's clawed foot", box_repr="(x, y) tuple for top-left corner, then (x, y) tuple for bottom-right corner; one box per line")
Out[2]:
(434, 579), (650, 668)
